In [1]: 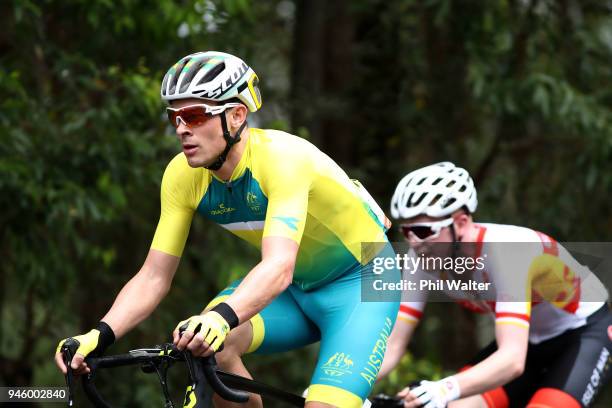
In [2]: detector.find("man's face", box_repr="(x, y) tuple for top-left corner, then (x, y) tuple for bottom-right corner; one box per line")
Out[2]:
(169, 98), (225, 168)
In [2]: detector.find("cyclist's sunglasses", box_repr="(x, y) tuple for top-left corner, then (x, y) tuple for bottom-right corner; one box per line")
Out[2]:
(399, 217), (454, 241)
(166, 103), (242, 128)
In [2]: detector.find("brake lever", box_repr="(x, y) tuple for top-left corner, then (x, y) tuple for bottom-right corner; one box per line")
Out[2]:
(177, 325), (198, 382)
(183, 349), (198, 387)
(61, 340), (79, 407)
(177, 323), (246, 403)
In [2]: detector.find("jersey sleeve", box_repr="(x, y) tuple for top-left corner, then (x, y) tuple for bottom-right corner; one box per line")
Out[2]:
(487, 242), (533, 329)
(260, 148), (313, 244)
(398, 262), (429, 325)
(150, 155), (200, 257)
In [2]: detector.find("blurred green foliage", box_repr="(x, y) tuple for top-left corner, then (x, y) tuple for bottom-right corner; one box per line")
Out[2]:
(0, 0), (610, 406)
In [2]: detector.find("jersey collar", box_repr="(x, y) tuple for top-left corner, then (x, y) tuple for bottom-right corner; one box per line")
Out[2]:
(474, 224), (487, 258)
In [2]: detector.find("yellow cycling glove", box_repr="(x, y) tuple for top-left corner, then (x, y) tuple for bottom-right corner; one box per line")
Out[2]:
(56, 322), (115, 358)
(176, 302), (239, 352)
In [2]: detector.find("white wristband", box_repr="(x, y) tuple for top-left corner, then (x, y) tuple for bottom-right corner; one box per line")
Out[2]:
(440, 375), (461, 402)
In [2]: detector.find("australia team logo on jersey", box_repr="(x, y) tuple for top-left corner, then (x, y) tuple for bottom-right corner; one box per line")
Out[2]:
(322, 352), (354, 377)
(246, 192), (263, 214)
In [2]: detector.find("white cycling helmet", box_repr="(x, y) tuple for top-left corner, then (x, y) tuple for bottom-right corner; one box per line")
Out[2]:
(390, 162), (477, 219)
(160, 51), (262, 112)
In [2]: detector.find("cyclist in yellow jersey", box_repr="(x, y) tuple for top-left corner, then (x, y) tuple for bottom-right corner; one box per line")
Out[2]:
(379, 162), (611, 408)
(55, 51), (400, 408)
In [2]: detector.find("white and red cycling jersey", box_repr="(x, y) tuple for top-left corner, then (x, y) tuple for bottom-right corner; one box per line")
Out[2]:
(399, 223), (609, 344)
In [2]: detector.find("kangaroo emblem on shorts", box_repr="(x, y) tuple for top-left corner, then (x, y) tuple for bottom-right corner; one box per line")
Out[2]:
(322, 352), (354, 377)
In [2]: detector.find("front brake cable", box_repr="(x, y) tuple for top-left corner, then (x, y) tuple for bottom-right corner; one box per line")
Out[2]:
(135, 345), (176, 408)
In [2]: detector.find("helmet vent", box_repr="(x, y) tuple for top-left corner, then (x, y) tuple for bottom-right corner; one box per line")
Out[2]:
(161, 72), (170, 96)
(428, 194), (443, 205)
(413, 192), (428, 206)
(180, 58), (209, 93)
(459, 185), (467, 192)
(431, 177), (443, 186)
(416, 177), (426, 186)
(197, 62), (226, 86)
(169, 58), (191, 94)
(445, 198), (457, 208)
(406, 192), (415, 205)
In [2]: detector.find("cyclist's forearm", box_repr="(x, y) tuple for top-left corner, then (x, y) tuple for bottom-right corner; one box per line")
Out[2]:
(102, 267), (171, 338)
(224, 256), (293, 324)
(454, 348), (523, 397)
(378, 343), (404, 379)
(378, 320), (417, 379)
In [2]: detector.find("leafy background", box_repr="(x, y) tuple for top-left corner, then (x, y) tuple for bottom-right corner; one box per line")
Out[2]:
(1, 0), (610, 406)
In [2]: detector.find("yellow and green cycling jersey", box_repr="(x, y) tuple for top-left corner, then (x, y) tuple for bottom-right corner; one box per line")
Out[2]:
(151, 128), (388, 290)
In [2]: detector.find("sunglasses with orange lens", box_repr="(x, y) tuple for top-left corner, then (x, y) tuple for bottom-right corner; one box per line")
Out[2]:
(166, 103), (242, 128)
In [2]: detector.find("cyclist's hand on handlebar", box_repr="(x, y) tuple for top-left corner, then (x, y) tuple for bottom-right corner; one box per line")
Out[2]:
(55, 330), (98, 375)
(397, 376), (460, 408)
(396, 386), (419, 408)
(173, 311), (230, 356)
(55, 322), (115, 375)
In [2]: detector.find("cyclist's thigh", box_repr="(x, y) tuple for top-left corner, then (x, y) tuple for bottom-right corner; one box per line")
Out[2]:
(207, 279), (320, 354)
(535, 309), (612, 407)
(296, 246), (401, 407)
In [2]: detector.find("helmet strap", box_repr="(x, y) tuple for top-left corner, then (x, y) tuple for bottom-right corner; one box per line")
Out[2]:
(450, 223), (460, 259)
(205, 112), (247, 171)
